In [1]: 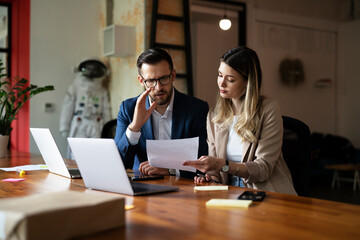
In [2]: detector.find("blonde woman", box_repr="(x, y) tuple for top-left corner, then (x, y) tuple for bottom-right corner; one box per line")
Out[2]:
(184, 47), (296, 195)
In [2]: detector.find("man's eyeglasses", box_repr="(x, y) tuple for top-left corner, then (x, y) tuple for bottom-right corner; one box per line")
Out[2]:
(140, 74), (172, 88)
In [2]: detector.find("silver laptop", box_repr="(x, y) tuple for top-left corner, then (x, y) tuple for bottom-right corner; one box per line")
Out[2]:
(67, 137), (179, 196)
(30, 128), (81, 179)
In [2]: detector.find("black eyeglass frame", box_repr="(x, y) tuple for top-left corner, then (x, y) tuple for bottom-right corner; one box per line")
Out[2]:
(140, 72), (173, 88)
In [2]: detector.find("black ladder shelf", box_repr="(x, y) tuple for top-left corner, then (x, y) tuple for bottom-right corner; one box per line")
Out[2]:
(150, 0), (193, 96)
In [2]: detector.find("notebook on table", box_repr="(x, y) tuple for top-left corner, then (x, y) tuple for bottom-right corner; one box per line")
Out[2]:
(67, 137), (179, 196)
(30, 128), (81, 179)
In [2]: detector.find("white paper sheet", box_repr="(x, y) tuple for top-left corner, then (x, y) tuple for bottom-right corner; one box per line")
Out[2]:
(146, 137), (198, 172)
(0, 164), (48, 172)
(194, 186), (229, 191)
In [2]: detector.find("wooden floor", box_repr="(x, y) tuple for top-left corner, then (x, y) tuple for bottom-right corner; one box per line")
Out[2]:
(308, 175), (360, 205)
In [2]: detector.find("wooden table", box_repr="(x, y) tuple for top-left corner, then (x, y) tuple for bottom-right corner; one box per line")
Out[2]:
(1, 151), (360, 239)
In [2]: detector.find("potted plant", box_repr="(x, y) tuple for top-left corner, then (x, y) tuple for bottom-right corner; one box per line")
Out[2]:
(0, 59), (54, 157)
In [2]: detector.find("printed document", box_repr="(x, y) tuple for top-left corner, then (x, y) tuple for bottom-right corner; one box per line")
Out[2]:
(146, 137), (198, 172)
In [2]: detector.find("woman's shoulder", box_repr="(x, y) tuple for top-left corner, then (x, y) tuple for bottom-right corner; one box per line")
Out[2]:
(259, 97), (282, 123)
(207, 109), (215, 124)
(261, 97), (280, 112)
(207, 108), (224, 123)
(208, 108), (216, 116)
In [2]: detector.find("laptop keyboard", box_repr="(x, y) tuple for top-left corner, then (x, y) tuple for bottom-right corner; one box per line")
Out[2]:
(131, 182), (153, 192)
(68, 168), (82, 178)
(131, 185), (151, 193)
(130, 181), (167, 192)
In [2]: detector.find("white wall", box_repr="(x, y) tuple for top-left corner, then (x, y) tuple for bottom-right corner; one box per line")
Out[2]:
(251, 10), (360, 148)
(30, 0), (101, 157)
(251, 10), (338, 135)
(338, 20), (360, 148)
(191, 6), (239, 108)
(28, 0), (360, 157)
(191, 2), (360, 148)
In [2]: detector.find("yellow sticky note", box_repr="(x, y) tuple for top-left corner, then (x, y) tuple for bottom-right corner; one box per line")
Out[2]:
(206, 199), (252, 208)
(125, 205), (135, 210)
(194, 186), (229, 191)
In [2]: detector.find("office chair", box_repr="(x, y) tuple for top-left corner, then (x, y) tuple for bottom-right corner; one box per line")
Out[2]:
(282, 116), (311, 197)
(101, 119), (117, 138)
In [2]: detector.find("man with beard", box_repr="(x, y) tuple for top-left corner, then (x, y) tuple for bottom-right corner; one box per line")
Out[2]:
(115, 48), (208, 178)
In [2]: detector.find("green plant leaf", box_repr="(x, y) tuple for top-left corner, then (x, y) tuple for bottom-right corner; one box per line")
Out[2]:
(0, 59), (55, 135)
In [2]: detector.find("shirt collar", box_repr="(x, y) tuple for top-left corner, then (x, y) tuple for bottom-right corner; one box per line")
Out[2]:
(149, 87), (175, 117)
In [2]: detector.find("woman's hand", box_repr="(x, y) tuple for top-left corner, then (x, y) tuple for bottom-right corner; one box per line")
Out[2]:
(183, 156), (225, 173)
(194, 175), (207, 184)
(194, 174), (212, 184)
(194, 174), (220, 184)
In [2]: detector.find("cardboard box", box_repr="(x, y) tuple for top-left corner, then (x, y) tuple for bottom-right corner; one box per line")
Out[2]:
(0, 191), (125, 240)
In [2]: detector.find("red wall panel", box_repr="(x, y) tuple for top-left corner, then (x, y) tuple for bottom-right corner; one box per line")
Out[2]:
(1, 0), (30, 152)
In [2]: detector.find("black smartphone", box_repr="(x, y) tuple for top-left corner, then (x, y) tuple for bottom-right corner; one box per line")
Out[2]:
(129, 175), (164, 181)
(238, 191), (266, 201)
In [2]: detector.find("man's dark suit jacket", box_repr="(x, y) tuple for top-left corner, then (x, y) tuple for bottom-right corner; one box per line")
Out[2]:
(114, 88), (209, 179)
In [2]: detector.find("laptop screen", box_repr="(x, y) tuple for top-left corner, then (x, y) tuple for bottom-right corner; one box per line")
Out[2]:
(67, 138), (178, 196)
(30, 128), (71, 178)
(67, 138), (134, 195)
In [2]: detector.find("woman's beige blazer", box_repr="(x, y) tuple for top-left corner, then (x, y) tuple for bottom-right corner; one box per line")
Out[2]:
(207, 98), (297, 195)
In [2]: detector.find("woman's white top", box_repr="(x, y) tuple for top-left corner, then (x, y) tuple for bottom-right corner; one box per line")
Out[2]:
(226, 116), (243, 163)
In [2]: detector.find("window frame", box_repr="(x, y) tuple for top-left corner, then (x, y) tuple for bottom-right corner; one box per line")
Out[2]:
(0, 3), (11, 77)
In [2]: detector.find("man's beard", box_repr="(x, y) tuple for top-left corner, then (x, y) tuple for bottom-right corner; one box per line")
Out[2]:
(150, 88), (172, 106)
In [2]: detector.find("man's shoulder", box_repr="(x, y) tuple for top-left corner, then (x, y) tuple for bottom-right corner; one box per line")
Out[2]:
(122, 96), (139, 107)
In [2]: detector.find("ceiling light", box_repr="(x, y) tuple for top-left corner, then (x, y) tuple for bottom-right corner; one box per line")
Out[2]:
(219, 5), (231, 31)
(219, 16), (231, 31)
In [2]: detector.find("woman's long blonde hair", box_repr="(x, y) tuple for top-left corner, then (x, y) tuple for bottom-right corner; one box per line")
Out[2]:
(213, 47), (263, 143)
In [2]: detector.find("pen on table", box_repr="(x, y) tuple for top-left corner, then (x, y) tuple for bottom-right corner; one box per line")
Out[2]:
(16, 169), (26, 177)
(197, 174), (219, 183)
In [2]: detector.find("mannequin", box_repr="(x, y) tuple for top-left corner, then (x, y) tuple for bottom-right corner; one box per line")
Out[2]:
(60, 59), (111, 158)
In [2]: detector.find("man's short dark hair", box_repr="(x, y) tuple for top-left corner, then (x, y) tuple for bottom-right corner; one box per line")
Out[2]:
(136, 48), (173, 74)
